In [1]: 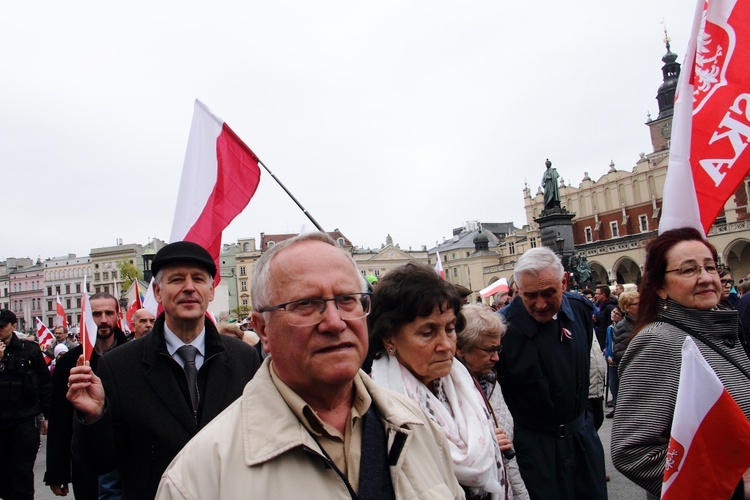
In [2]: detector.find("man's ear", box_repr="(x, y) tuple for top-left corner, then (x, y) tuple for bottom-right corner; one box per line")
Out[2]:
(251, 312), (269, 353)
(153, 282), (163, 305)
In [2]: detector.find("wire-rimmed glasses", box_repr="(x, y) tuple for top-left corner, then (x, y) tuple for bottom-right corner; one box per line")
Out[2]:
(257, 292), (372, 327)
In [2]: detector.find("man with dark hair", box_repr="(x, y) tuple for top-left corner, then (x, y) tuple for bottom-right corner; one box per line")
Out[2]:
(45, 292), (128, 499)
(595, 285), (618, 349)
(67, 241), (261, 499)
(0, 309), (52, 500)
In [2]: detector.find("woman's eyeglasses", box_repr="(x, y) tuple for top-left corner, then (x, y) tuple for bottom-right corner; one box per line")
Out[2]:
(474, 345), (503, 355)
(665, 263), (718, 278)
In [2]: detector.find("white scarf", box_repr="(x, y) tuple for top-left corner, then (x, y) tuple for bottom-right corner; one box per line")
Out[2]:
(371, 354), (505, 498)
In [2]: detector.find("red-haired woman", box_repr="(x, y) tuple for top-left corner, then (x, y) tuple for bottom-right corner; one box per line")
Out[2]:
(611, 227), (750, 498)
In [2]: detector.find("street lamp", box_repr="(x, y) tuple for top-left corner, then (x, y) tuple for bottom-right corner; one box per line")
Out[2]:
(555, 233), (565, 255)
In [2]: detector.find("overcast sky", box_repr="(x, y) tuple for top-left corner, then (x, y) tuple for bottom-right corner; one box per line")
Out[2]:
(1, 1), (694, 260)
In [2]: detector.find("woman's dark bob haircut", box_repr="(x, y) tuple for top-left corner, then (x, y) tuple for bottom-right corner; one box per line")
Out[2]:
(367, 262), (465, 358)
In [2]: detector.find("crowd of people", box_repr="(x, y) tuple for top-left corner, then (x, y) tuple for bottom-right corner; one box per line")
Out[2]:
(1, 227), (749, 499)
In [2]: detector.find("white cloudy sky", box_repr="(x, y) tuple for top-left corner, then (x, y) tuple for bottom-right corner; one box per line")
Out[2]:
(1, 1), (694, 260)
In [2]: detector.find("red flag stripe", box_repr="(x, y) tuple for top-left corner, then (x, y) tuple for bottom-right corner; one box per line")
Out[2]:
(182, 123), (261, 278)
(662, 390), (750, 498)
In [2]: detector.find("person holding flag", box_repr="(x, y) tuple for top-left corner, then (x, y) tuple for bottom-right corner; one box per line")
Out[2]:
(612, 228), (750, 498)
(66, 241), (260, 499)
(44, 292), (128, 499)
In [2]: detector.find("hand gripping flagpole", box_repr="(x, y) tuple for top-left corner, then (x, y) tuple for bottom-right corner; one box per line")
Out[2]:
(257, 159), (325, 232)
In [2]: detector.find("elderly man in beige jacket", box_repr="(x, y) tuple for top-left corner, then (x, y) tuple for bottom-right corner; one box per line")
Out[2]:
(157, 232), (463, 499)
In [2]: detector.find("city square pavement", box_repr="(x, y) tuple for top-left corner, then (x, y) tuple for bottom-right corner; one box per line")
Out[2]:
(32, 408), (646, 499)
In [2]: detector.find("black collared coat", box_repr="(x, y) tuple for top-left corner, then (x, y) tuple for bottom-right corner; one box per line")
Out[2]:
(497, 292), (607, 500)
(76, 315), (260, 499)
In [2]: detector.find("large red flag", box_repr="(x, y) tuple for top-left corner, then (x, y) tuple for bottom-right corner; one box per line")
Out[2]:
(56, 294), (68, 329)
(660, 0), (750, 235)
(79, 277), (98, 362)
(169, 100), (261, 284)
(661, 337), (750, 499)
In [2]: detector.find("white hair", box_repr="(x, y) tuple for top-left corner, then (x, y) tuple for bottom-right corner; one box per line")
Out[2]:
(250, 231), (367, 310)
(513, 247), (564, 287)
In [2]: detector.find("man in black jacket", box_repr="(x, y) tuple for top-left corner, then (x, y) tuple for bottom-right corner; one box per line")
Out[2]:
(45, 292), (128, 499)
(595, 285), (618, 349)
(67, 241), (260, 499)
(0, 309), (52, 500)
(498, 248), (606, 500)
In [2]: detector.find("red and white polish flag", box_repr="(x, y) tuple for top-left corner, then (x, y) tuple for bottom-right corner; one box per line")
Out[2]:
(660, 0), (750, 235)
(56, 294), (68, 329)
(169, 100), (262, 283)
(480, 278), (509, 298)
(661, 336), (750, 499)
(35, 317), (55, 350)
(79, 277), (98, 363)
(434, 251), (445, 280)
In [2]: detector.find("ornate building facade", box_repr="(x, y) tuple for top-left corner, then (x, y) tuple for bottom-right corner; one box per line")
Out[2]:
(518, 40), (750, 286)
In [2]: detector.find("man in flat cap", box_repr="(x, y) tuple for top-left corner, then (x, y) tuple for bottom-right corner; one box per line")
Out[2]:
(67, 241), (261, 499)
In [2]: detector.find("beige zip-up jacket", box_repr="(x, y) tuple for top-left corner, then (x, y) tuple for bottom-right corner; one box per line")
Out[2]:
(157, 361), (464, 499)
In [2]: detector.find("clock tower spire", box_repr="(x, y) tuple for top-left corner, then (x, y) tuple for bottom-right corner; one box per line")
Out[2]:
(647, 24), (681, 153)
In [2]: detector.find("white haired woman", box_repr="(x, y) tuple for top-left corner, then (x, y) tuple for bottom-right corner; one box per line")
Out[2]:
(457, 304), (530, 500)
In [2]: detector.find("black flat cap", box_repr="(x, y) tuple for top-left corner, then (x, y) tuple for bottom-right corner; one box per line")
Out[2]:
(152, 241), (217, 278)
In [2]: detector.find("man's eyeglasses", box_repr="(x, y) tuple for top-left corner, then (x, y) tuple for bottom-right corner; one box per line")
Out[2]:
(665, 263), (718, 278)
(257, 293), (371, 327)
(474, 345), (503, 355)
(721, 279), (735, 286)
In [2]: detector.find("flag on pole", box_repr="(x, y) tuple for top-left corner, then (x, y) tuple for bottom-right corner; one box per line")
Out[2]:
(80, 277), (98, 363)
(434, 251), (445, 280)
(661, 337), (750, 499)
(170, 100), (262, 284)
(660, 0), (750, 235)
(35, 317), (55, 350)
(56, 294), (68, 329)
(124, 280), (144, 331)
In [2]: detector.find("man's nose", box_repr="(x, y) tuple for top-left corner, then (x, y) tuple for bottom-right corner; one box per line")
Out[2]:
(317, 300), (346, 331)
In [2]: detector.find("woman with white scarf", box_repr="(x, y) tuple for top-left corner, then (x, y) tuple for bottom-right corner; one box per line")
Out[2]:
(368, 263), (507, 500)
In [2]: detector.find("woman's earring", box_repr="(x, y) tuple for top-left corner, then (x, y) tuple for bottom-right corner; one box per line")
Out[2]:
(388, 347), (397, 355)
(663, 303), (668, 311)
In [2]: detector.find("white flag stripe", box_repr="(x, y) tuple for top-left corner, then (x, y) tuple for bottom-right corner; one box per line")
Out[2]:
(662, 337), (724, 492)
(170, 100), (223, 243)
(659, 0), (706, 235)
(82, 277), (98, 350)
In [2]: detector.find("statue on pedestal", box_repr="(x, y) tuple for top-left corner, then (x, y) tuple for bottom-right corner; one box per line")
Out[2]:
(542, 159), (561, 211)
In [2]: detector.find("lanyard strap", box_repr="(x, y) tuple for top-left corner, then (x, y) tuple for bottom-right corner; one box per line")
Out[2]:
(658, 316), (750, 383)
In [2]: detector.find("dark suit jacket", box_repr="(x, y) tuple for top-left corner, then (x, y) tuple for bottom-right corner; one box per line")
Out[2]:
(76, 315), (260, 499)
(497, 292), (606, 500)
(45, 328), (128, 497)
